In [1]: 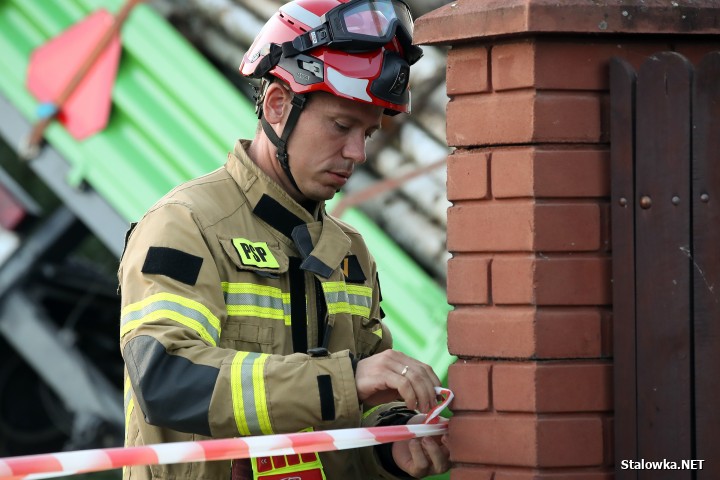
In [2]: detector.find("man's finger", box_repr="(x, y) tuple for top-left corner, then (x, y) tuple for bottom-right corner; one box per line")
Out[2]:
(421, 436), (450, 474)
(407, 438), (430, 477)
(402, 366), (436, 413)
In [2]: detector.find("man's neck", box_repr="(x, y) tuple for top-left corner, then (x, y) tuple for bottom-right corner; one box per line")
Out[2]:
(246, 137), (319, 215)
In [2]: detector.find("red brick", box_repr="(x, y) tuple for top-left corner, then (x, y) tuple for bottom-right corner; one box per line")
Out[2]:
(447, 255), (490, 305)
(447, 307), (535, 358)
(492, 256), (535, 305)
(447, 150), (490, 201)
(493, 257), (611, 306)
(493, 471), (538, 480)
(535, 257), (612, 305)
(535, 363), (613, 412)
(533, 149), (610, 198)
(492, 148), (535, 198)
(534, 41), (670, 91)
(447, 202), (534, 252)
(495, 471), (612, 480)
(450, 414), (604, 468)
(532, 42), (611, 91)
(601, 310), (613, 358)
(492, 148), (610, 199)
(491, 40), (668, 92)
(447, 44), (491, 95)
(447, 92), (604, 148)
(448, 307), (608, 359)
(447, 91), (535, 147)
(451, 466), (494, 480)
(599, 203), (611, 252)
(448, 361), (491, 411)
(537, 416), (604, 467)
(493, 363), (537, 412)
(534, 92), (604, 143)
(602, 415), (614, 466)
(535, 203), (602, 252)
(492, 41), (536, 91)
(535, 308), (604, 358)
(450, 414), (538, 465)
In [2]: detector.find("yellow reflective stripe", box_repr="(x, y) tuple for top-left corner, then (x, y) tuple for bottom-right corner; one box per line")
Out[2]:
(350, 304), (371, 317)
(223, 283), (292, 326)
(372, 328), (383, 338)
(321, 282), (372, 318)
(225, 305), (291, 326)
(321, 282), (347, 293)
(253, 354), (273, 435)
(124, 375), (134, 443)
(346, 284), (372, 297)
(327, 301), (352, 315)
(121, 310), (218, 346)
(232, 351), (251, 436)
(125, 399), (134, 434)
(363, 404), (383, 419)
(120, 293), (221, 345)
(231, 351), (273, 436)
(222, 282), (284, 297)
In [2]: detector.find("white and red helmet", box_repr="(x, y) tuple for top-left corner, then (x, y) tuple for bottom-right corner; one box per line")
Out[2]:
(239, 0), (422, 115)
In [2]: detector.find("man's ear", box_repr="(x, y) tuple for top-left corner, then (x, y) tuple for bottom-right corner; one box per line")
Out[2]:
(263, 82), (289, 125)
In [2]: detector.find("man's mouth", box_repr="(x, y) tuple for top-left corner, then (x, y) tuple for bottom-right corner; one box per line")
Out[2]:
(328, 171), (350, 186)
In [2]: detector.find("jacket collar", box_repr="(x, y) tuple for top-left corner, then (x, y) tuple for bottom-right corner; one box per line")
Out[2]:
(226, 140), (351, 279)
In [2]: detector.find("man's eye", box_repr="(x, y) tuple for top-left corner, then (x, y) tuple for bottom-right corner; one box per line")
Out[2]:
(334, 122), (350, 132)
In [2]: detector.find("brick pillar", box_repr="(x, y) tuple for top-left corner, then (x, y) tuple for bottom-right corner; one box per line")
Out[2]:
(415, 2), (720, 479)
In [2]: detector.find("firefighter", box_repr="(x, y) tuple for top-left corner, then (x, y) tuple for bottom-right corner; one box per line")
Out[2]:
(118, 0), (449, 478)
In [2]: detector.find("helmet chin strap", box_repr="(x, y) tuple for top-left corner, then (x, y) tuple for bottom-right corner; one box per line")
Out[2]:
(260, 93), (308, 196)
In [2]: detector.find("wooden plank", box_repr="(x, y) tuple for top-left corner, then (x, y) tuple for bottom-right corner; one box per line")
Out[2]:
(634, 52), (693, 480)
(609, 56), (638, 480)
(692, 51), (720, 479)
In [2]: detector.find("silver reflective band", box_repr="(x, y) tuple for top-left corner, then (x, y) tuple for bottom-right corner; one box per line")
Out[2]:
(280, 1), (322, 28)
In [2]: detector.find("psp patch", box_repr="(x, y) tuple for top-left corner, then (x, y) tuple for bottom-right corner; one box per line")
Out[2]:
(232, 238), (279, 269)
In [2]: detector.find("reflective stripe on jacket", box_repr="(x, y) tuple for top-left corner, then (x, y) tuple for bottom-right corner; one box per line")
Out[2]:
(119, 140), (404, 480)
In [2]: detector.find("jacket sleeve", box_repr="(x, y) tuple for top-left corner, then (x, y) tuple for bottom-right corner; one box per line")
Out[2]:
(119, 202), (359, 439)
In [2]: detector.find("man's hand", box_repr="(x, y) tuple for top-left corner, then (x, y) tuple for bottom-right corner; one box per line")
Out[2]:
(355, 350), (441, 413)
(392, 414), (450, 477)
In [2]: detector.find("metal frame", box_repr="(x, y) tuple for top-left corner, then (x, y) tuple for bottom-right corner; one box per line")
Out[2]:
(0, 94), (126, 443)
(0, 91), (128, 257)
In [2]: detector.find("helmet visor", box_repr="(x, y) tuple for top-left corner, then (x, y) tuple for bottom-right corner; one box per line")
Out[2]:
(340, 0), (413, 41)
(290, 0), (421, 63)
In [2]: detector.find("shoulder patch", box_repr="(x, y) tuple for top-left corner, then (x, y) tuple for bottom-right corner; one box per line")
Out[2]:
(142, 246), (203, 286)
(342, 255), (366, 283)
(232, 238), (280, 269)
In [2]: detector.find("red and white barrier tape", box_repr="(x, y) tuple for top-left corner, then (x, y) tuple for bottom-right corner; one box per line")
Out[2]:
(0, 388), (453, 480)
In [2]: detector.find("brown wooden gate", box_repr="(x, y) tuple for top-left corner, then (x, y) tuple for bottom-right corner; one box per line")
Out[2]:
(611, 51), (720, 479)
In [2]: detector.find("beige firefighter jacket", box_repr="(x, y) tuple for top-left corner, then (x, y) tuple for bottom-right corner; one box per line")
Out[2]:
(119, 140), (408, 480)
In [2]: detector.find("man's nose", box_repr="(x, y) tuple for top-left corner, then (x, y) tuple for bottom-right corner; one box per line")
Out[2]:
(342, 131), (367, 165)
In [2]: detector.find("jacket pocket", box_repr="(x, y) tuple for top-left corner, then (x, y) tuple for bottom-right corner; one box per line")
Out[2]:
(222, 317), (275, 353)
(356, 325), (382, 357)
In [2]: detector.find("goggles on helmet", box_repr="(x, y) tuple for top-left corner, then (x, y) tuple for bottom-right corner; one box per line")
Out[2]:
(289, 0), (423, 65)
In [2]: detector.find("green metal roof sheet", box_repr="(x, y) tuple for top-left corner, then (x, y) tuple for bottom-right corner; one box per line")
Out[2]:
(0, 0), (257, 221)
(0, 0), (453, 385)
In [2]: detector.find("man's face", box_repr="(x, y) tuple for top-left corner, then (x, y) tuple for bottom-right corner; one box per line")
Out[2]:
(283, 91), (384, 203)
